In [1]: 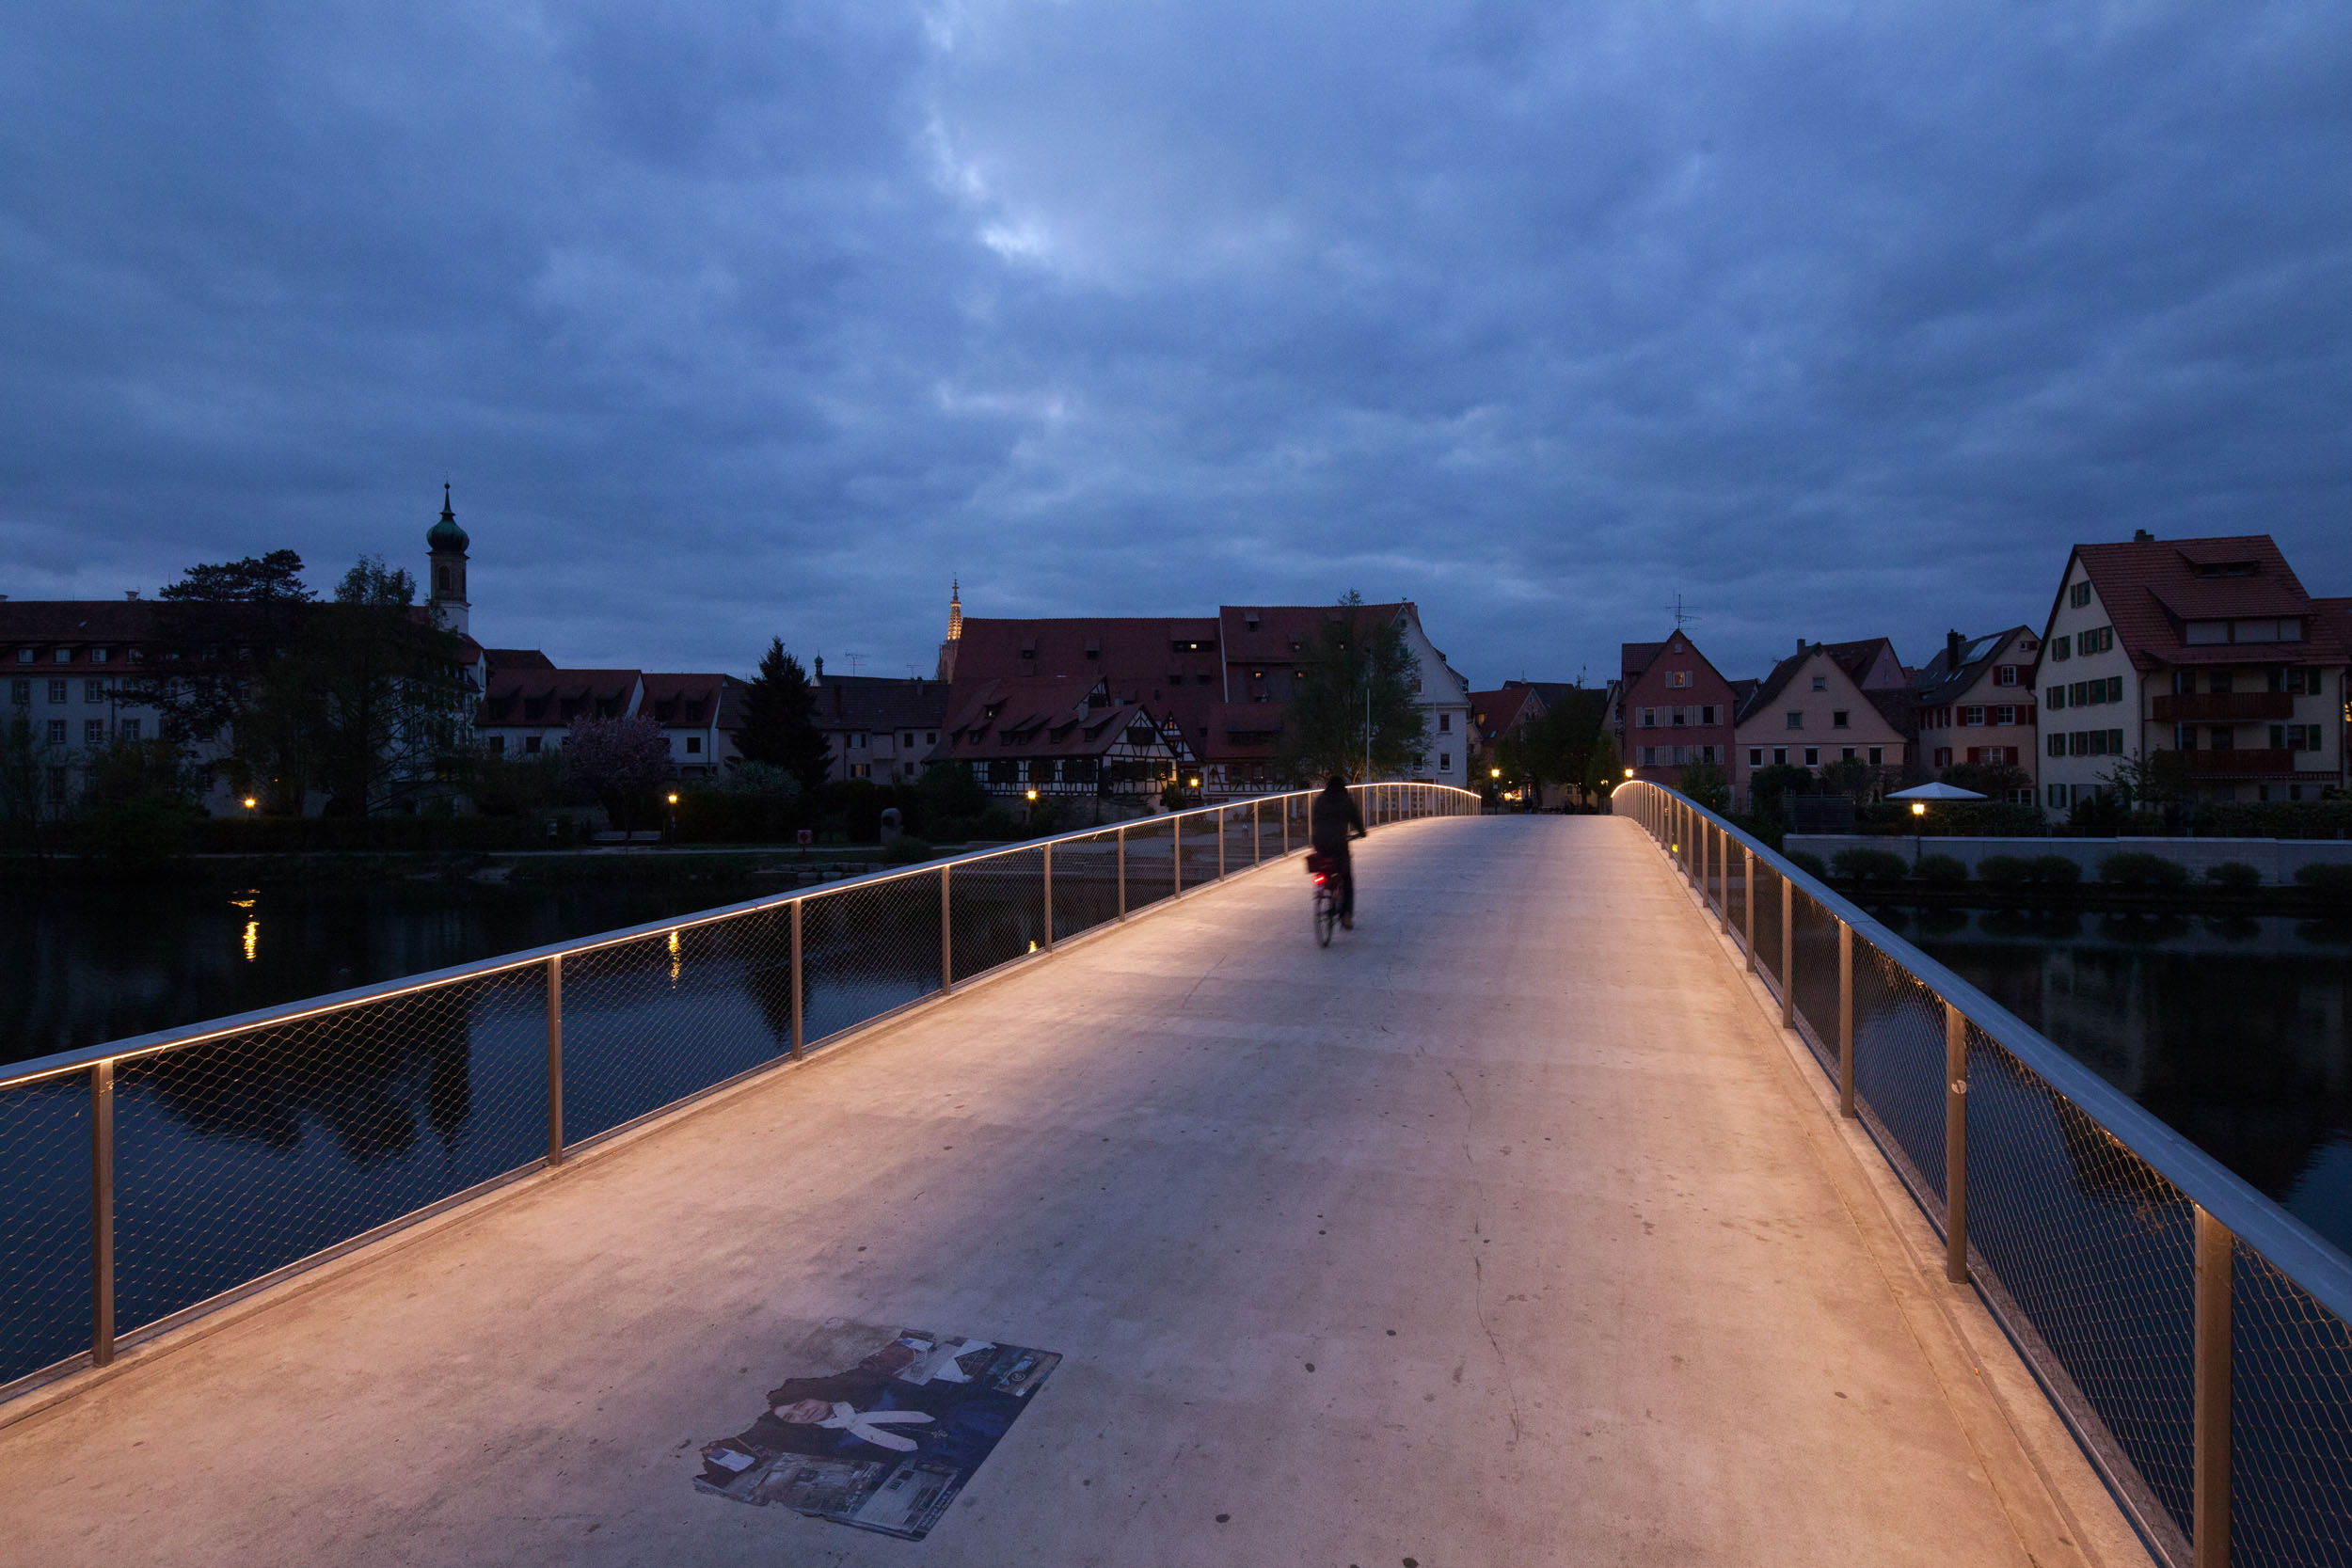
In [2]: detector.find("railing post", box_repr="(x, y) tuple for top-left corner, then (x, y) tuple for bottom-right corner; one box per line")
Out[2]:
(2194, 1205), (2234, 1568)
(545, 956), (564, 1166)
(1713, 824), (1727, 930)
(1281, 799), (1290, 856)
(941, 864), (954, 992)
(1743, 848), (1756, 972)
(1042, 841), (1055, 951)
(1253, 799), (1262, 863)
(1117, 827), (1127, 916)
(1945, 1001), (1969, 1284)
(1217, 806), (1226, 879)
(90, 1059), (115, 1369)
(1172, 814), (1183, 895)
(1779, 875), (1793, 1026)
(1838, 921), (1855, 1117)
(788, 901), (804, 1060)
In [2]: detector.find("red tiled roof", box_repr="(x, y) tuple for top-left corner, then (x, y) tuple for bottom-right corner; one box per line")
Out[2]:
(813, 675), (950, 733)
(935, 675), (1182, 762)
(639, 673), (744, 731)
(1470, 687), (1537, 741)
(0, 600), (161, 647)
(950, 615), (1222, 745)
(476, 668), (641, 727)
(2068, 535), (2349, 669)
(485, 647), (554, 670)
(1621, 641), (1667, 679)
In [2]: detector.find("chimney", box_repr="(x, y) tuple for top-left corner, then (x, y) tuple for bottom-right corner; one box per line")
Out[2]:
(2133, 529), (2154, 543)
(124, 590), (138, 600)
(1946, 629), (1964, 668)
(1796, 637), (1806, 653)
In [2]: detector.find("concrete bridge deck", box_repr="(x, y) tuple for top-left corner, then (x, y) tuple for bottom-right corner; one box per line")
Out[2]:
(0, 816), (2148, 1566)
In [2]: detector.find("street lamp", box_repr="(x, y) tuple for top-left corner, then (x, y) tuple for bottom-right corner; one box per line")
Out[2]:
(1624, 767), (1634, 779)
(666, 791), (679, 845)
(241, 796), (257, 813)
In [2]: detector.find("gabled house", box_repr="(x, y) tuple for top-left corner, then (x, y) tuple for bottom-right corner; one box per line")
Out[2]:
(1732, 642), (1910, 806)
(1614, 633), (1738, 790)
(931, 675), (1186, 800)
(2036, 532), (2348, 816)
(1910, 627), (2042, 799)
(475, 668), (644, 759)
(641, 673), (751, 778)
(809, 668), (950, 784)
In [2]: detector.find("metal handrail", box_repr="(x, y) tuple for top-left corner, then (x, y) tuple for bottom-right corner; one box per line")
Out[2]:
(1614, 778), (2352, 1568)
(1, 781), (1480, 1402)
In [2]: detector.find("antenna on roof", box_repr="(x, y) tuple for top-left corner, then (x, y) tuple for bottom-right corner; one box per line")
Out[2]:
(1665, 593), (1702, 631)
(843, 651), (868, 675)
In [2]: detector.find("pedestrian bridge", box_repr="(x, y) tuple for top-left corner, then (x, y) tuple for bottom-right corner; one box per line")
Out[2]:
(0, 804), (2224, 1565)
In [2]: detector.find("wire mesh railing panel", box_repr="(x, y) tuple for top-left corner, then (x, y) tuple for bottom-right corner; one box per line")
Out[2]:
(1850, 937), (1948, 1206)
(1788, 887), (1842, 1078)
(2233, 1241), (2352, 1568)
(1050, 831), (1122, 942)
(1724, 849), (1750, 959)
(1964, 1029), (2199, 1540)
(951, 848), (1045, 983)
(0, 1077), (93, 1385)
(560, 915), (787, 1143)
(802, 876), (945, 1047)
(1179, 809), (1223, 887)
(115, 968), (549, 1336)
(1751, 863), (1784, 995)
(1223, 804), (1259, 871)
(1123, 818), (1175, 912)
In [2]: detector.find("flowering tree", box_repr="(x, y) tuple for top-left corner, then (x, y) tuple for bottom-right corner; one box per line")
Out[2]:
(564, 714), (673, 829)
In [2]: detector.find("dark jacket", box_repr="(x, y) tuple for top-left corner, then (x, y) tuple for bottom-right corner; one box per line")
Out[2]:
(1310, 786), (1364, 853)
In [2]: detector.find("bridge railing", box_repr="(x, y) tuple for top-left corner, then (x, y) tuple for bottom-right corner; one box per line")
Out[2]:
(1614, 779), (2352, 1568)
(0, 783), (1480, 1403)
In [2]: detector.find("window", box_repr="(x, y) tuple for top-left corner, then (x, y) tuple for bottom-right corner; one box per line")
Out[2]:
(849, 733), (865, 749)
(13, 649), (30, 663)
(903, 732), (915, 746)
(1438, 713), (1451, 733)
(1841, 747), (1856, 761)
(1935, 747), (1953, 768)
(1438, 752), (1451, 770)
(849, 762), (870, 779)
(525, 736), (542, 754)
(2210, 671), (2233, 695)
(1803, 747), (1820, 767)
(2110, 729), (2124, 753)
(486, 735), (505, 754)
(1640, 747), (1657, 766)
(1996, 665), (2018, 686)
(2048, 733), (2065, 757)
(2048, 784), (2067, 807)
(53, 648), (71, 663)
(1772, 748), (1788, 766)
(2106, 676), (2122, 704)
(84, 720), (103, 746)
(1785, 711), (1803, 729)
(2275, 724), (2325, 752)
(47, 680), (67, 704)
(1666, 671), (1690, 688)
(1867, 747), (1883, 766)
(1747, 748), (1763, 767)
(1995, 705), (2016, 726)
(1671, 706), (1687, 727)
(686, 736), (702, 754)
(1962, 705), (1984, 726)
(1639, 707), (1657, 728)
(2185, 622), (2229, 645)
(8, 679), (26, 705)
(2081, 626), (2114, 655)
(119, 718), (138, 741)
(2071, 581), (2093, 609)
(2051, 635), (2072, 660)
(1810, 675), (1826, 691)
(85, 680), (106, 703)
(1700, 705), (1717, 725)
(926, 732), (938, 744)
(45, 720), (66, 745)
(90, 648), (108, 664)
(1832, 710), (1850, 729)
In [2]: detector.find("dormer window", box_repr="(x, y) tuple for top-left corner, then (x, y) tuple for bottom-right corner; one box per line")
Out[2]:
(1083, 640), (1100, 660)
(1019, 640), (1037, 659)
(1245, 614), (1260, 632)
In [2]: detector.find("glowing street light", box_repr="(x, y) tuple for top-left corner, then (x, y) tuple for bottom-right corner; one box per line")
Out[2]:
(241, 796), (258, 812)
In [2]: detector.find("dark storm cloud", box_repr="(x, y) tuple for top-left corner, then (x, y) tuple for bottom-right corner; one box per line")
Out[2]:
(3, 0), (2347, 683)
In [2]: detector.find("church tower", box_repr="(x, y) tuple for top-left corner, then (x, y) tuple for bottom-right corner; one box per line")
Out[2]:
(426, 483), (470, 637)
(936, 578), (963, 680)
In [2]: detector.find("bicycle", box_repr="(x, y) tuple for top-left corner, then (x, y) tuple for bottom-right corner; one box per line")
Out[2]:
(1307, 851), (1342, 946)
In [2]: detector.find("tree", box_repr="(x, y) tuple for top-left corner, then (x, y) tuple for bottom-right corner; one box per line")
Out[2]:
(1677, 759), (1730, 813)
(1746, 763), (1816, 821)
(0, 714), (68, 851)
(736, 640), (831, 796)
(127, 549), (317, 757)
(564, 714), (674, 828)
(301, 557), (473, 816)
(1277, 594), (1428, 783)
(1522, 688), (1613, 806)
(76, 736), (199, 872)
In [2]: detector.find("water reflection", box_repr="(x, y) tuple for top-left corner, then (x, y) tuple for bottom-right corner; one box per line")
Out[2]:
(1871, 902), (2352, 1259)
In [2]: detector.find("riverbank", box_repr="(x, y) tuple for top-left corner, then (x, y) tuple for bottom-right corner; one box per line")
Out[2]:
(0, 843), (999, 886)
(1820, 879), (2352, 918)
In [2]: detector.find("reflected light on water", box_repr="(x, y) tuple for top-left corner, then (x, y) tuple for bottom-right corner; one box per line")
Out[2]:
(669, 928), (681, 985)
(242, 920), (259, 963)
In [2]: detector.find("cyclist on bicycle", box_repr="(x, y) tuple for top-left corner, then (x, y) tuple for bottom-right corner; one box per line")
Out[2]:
(1310, 775), (1367, 929)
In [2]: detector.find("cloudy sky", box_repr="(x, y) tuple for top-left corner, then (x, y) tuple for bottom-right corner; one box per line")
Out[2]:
(5, 0), (2347, 686)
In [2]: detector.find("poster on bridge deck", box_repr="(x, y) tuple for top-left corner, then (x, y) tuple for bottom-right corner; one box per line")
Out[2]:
(694, 1327), (1060, 1540)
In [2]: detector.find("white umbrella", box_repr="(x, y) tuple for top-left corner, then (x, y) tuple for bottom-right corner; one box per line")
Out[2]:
(1888, 782), (1988, 801)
